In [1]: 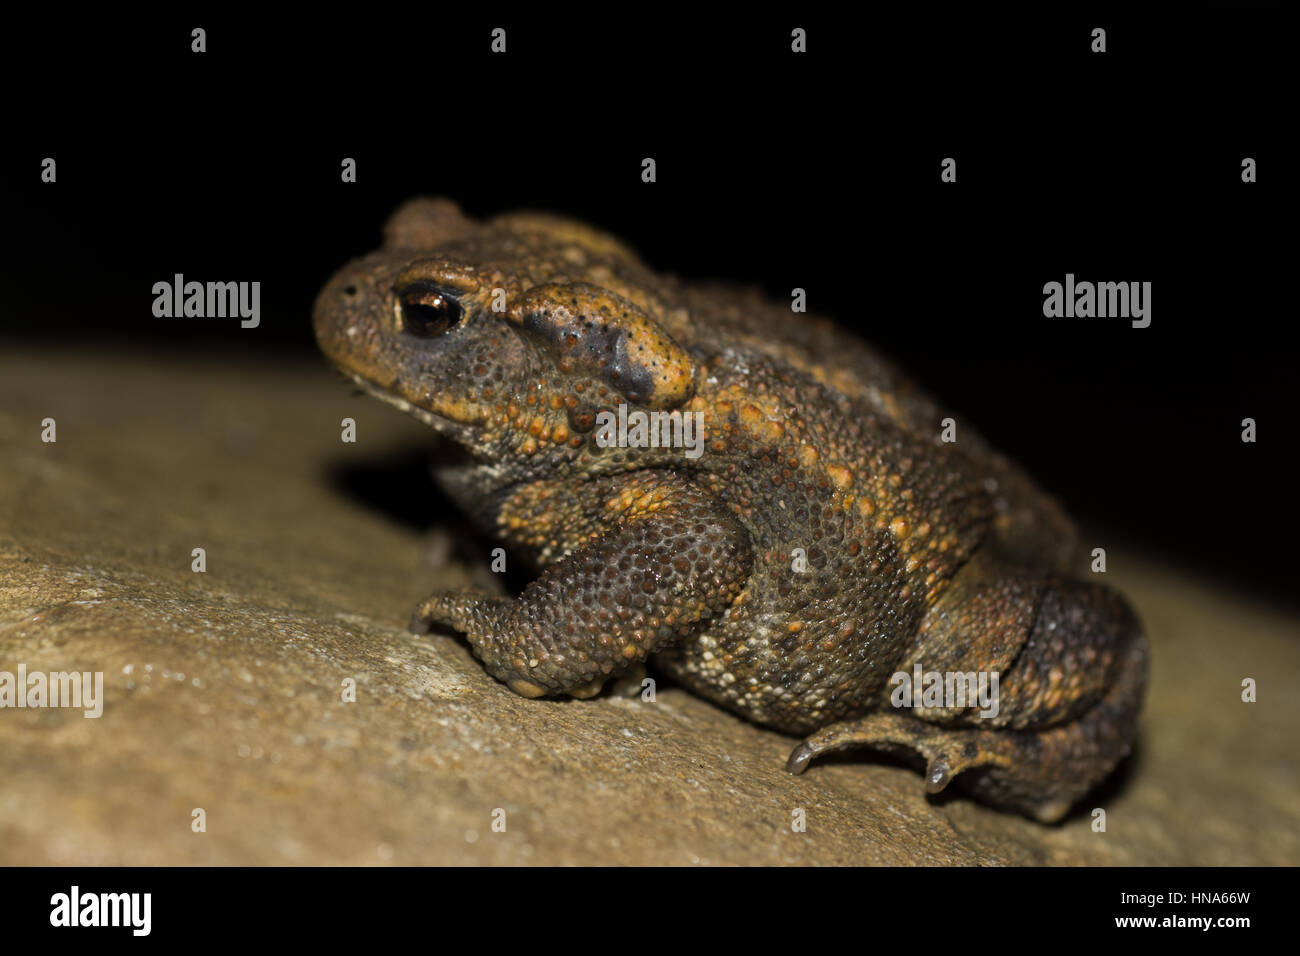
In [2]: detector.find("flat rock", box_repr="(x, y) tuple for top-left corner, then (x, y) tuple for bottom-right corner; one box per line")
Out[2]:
(1, 351), (1296, 865)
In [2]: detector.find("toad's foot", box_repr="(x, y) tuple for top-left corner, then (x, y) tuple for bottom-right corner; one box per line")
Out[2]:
(787, 712), (1014, 796)
(786, 652), (1144, 825)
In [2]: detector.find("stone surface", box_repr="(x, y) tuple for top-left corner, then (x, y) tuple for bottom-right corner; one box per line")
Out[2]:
(1, 350), (1296, 865)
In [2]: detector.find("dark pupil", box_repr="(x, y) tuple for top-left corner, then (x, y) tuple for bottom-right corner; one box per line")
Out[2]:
(398, 282), (463, 337)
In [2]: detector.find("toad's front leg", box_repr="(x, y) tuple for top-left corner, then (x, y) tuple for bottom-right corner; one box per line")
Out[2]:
(410, 479), (753, 700)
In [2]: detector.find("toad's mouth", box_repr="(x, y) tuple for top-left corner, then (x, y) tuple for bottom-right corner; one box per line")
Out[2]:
(340, 368), (484, 448)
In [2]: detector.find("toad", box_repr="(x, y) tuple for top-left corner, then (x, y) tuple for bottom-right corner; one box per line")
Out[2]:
(313, 198), (1148, 822)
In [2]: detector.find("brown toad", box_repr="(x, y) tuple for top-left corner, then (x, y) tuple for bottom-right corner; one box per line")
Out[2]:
(313, 198), (1148, 822)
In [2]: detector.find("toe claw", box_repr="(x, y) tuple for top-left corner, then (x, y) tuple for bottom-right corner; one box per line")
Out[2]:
(925, 756), (952, 794)
(507, 678), (548, 699)
(786, 743), (815, 775)
(1032, 799), (1072, 825)
(568, 679), (604, 700)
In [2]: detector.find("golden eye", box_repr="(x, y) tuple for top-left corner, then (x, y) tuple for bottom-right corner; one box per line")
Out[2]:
(397, 280), (464, 338)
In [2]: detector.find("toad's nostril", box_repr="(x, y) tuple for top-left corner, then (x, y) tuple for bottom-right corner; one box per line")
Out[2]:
(343, 284), (358, 297)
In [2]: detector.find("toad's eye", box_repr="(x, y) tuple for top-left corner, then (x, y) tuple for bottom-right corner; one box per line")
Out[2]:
(397, 281), (464, 338)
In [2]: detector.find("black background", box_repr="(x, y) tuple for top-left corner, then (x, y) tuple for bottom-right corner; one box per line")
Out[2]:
(3, 9), (1292, 601)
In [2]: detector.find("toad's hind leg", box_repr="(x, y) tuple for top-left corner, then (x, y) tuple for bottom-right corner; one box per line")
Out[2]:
(788, 652), (1143, 823)
(787, 570), (1149, 823)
